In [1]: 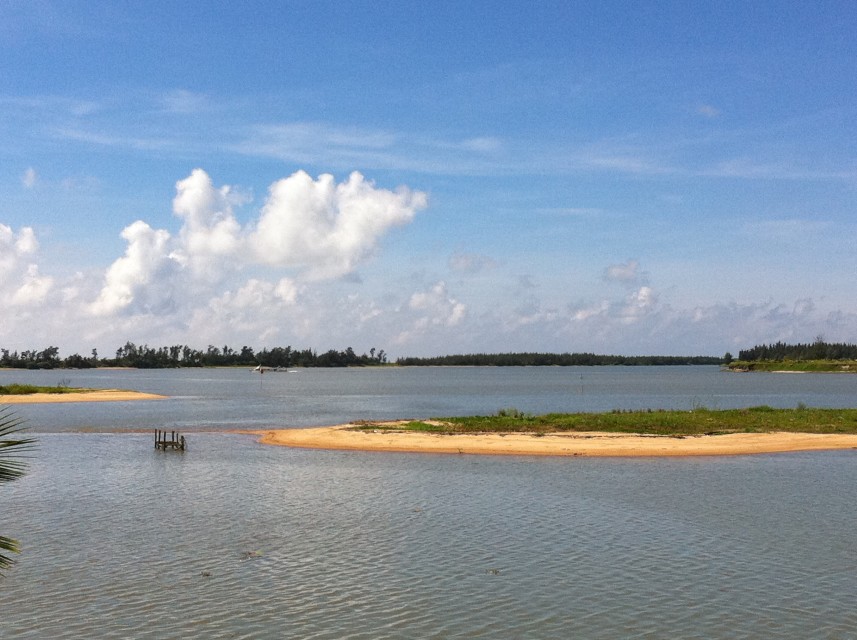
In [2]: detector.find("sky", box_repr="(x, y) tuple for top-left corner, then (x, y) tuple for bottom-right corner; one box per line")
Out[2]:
(1, 1), (855, 358)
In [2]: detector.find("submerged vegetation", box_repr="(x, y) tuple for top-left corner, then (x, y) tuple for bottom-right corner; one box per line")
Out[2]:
(352, 406), (857, 437)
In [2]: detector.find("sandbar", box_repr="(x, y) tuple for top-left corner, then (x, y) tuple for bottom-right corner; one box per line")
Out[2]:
(1, 390), (167, 404)
(255, 422), (857, 457)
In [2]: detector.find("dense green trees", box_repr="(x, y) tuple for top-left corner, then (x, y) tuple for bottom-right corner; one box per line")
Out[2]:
(738, 340), (857, 362)
(0, 343), (727, 369)
(0, 343), (389, 369)
(395, 353), (721, 366)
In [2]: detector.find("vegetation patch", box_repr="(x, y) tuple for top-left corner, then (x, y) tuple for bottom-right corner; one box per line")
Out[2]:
(0, 384), (90, 396)
(727, 360), (857, 373)
(352, 407), (857, 437)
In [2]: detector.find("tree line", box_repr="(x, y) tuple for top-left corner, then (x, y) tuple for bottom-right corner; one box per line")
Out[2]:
(395, 352), (722, 366)
(0, 343), (388, 370)
(0, 345), (730, 370)
(738, 340), (857, 362)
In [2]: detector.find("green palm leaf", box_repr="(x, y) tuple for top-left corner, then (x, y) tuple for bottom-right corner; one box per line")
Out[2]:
(0, 405), (35, 573)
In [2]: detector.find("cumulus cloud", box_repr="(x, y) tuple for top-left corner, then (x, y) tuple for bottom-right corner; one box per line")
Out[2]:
(89, 220), (174, 316)
(0, 224), (53, 312)
(87, 168), (426, 326)
(408, 281), (466, 325)
(395, 281), (467, 345)
(0, 224), (37, 271)
(251, 170), (427, 279)
(11, 264), (53, 306)
(619, 286), (658, 323)
(170, 169), (243, 280)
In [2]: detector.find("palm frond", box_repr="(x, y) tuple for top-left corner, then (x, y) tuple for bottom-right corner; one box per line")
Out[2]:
(0, 535), (20, 571)
(0, 405), (35, 574)
(0, 405), (36, 483)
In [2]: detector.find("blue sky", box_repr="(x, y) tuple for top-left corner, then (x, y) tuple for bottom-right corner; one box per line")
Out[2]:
(1, 1), (855, 357)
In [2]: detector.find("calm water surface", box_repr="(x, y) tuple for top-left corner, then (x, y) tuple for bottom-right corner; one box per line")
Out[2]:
(3, 365), (857, 432)
(2, 367), (857, 638)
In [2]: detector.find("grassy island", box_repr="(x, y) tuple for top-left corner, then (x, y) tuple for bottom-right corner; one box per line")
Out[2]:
(350, 406), (857, 437)
(727, 360), (857, 373)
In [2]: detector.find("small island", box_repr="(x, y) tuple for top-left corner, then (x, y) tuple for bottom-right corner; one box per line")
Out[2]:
(726, 339), (857, 373)
(254, 407), (857, 457)
(0, 384), (166, 404)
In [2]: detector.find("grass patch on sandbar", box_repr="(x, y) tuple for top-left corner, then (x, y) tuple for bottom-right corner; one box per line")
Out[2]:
(0, 384), (92, 396)
(351, 406), (857, 436)
(728, 360), (857, 373)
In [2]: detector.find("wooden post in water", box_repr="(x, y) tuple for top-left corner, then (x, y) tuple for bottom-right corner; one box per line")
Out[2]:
(155, 429), (186, 451)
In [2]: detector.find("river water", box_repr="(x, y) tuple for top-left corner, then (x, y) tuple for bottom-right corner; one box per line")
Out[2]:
(2, 366), (857, 638)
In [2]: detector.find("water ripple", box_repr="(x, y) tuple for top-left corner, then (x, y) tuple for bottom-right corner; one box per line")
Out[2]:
(2, 435), (857, 638)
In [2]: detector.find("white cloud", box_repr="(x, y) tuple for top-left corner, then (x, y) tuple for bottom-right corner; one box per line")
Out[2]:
(0, 223), (38, 276)
(251, 170), (427, 279)
(3, 171), (856, 360)
(86, 169), (426, 322)
(11, 264), (53, 306)
(89, 220), (174, 316)
(408, 281), (465, 324)
(0, 224), (53, 313)
(170, 169), (243, 280)
(396, 281), (467, 345)
(619, 286), (658, 323)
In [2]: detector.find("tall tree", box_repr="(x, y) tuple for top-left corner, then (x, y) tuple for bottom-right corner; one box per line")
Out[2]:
(0, 406), (35, 573)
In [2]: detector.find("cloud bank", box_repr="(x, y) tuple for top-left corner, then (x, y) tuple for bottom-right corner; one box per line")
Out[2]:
(1, 169), (853, 358)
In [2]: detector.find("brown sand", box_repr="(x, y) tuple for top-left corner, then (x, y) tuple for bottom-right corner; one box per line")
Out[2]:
(1, 390), (167, 404)
(254, 422), (857, 457)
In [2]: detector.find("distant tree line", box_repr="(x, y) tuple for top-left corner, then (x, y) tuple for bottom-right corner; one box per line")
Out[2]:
(738, 340), (857, 362)
(0, 343), (388, 370)
(395, 352), (722, 366)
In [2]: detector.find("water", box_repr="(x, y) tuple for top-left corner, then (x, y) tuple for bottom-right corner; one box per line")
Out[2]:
(3, 365), (857, 432)
(2, 367), (857, 638)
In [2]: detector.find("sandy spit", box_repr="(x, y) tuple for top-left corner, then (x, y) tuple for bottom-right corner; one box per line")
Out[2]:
(253, 422), (857, 457)
(1, 390), (168, 404)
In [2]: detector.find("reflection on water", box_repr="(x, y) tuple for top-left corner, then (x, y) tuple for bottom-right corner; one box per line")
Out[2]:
(2, 433), (857, 639)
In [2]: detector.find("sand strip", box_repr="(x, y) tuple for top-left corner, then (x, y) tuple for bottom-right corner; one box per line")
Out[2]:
(1, 390), (167, 404)
(254, 423), (857, 457)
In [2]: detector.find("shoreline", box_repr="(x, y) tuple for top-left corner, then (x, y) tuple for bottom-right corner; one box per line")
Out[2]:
(1, 390), (168, 404)
(252, 422), (857, 457)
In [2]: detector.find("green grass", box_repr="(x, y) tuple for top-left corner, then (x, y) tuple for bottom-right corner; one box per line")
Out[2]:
(0, 384), (91, 396)
(350, 406), (857, 436)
